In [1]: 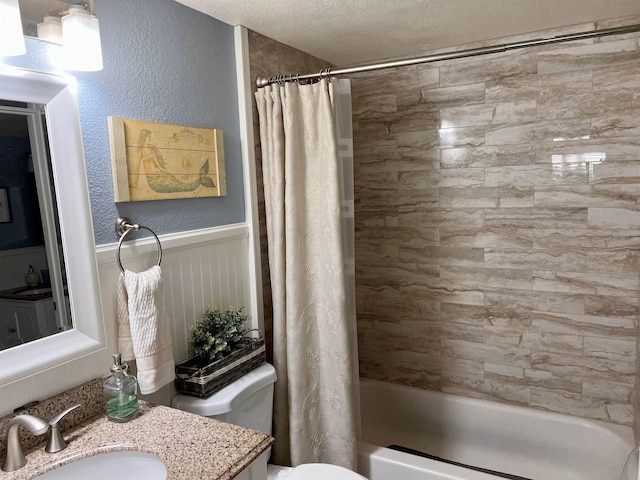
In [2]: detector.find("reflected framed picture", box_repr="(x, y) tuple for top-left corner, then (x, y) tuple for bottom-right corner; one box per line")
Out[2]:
(0, 188), (10, 223)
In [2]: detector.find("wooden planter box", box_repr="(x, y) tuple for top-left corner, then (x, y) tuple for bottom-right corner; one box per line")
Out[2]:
(175, 336), (266, 398)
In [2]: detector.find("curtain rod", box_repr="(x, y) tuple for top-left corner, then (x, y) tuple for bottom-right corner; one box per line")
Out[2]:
(256, 23), (640, 87)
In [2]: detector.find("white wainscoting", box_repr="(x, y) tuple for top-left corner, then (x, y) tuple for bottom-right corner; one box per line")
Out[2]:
(95, 222), (256, 366)
(0, 223), (257, 414)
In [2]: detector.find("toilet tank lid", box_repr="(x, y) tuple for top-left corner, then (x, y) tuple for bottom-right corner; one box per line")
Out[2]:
(172, 362), (276, 416)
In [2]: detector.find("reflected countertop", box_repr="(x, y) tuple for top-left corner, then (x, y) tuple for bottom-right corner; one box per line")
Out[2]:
(0, 286), (54, 302)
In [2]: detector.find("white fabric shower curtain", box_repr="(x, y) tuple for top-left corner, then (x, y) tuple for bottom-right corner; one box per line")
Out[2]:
(255, 79), (359, 470)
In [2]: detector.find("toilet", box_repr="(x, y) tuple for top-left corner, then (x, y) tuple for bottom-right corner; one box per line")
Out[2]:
(172, 363), (366, 480)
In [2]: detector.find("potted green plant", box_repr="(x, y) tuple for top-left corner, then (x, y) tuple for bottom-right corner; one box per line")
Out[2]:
(175, 306), (265, 398)
(189, 306), (248, 363)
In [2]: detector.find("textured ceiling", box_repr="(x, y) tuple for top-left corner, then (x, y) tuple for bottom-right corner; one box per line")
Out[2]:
(175, 0), (640, 66)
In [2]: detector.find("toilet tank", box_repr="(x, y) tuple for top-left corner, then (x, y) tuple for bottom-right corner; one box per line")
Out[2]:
(172, 362), (276, 435)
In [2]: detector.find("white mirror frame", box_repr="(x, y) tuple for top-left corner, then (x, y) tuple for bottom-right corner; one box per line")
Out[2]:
(0, 65), (105, 386)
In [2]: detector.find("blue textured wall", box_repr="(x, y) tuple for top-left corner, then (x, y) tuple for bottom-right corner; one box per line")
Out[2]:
(2, 0), (243, 245)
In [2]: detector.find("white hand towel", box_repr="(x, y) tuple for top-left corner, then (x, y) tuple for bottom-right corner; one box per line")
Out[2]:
(117, 265), (175, 394)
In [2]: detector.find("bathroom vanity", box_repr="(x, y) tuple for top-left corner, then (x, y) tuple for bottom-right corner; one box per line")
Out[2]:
(0, 291), (59, 349)
(0, 378), (273, 479)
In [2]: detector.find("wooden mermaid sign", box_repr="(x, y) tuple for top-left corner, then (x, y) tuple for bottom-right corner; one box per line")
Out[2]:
(108, 117), (226, 202)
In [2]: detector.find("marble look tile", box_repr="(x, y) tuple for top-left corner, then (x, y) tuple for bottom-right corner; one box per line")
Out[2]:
(485, 164), (589, 188)
(537, 38), (639, 74)
(395, 130), (442, 164)
(440, 103), (496, 128)
(356, 171), (399, 191)
(582, 378), (634, 403)
(438, 126), (486, 148)
(484, 363), (525, 380)
(485, 207), (588, 229)
(590, 161), (640, 185)
(540, 137), (640, 163)
(389, 105), (440, 133)
(485, 77), (539, 103)
(442, 338), (531, 368)
(531, 311), (637, 337)
(521, 331), (583, 355)
(440, 50), (537, 87)
(398, 245), (484, 267)
(442, 379), (531, 406)
(485, 289), (585, 315)
(592, 62), (640, 91)
(524, 368), (583, 393)
(583, 336), (637, 362)
(485, 122), (534, 145)
(356, 284), (441, 319)
(534, 185), (637, 208)
(537, 92), (595, 119)
(484, 249), (585, 272)
(440, 144), (536, 169)
(440, 320), (487, 343)
(352, 93), (397, 119)
(584, 295), (638, 319)
(533, 118), (593, 142)
(440, 265), (532, 290)
(440, 302), (532, 330)
(533, 228), (640, 250)
(530, 387), (632, 424)
(420, 82), (486, 107)
(588, 207), (640, 229)
(440, 227), (534, 249)
(357, 263), (440, 288)
(439, 187), (533, 208)
(398, 208), (485, 228)
(531, 352), (636, 380)
(493, 100), (537, 124)
(532, 270), (638, 297)
(398, 167), (484, 189)
(586, 250), (640, 275)
(592, 111), (640, 138)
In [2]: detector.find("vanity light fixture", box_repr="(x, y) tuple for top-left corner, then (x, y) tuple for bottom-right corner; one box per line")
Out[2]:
(0, 0), (26, 57)
(37, 15), (63, 45)
(60, 4), (103, 71)
(36, 2), (103, 71)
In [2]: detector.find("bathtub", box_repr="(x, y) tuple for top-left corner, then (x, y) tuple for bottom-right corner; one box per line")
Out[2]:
(356, 378), (634, 480)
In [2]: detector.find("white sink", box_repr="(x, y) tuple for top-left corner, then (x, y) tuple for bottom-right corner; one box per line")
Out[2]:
(35, 451), (166, 480)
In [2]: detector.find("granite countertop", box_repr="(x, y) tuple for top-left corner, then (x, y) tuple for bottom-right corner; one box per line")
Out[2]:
(0, 381), (274, 480)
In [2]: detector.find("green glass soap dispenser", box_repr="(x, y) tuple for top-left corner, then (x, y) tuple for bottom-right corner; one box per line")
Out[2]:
(103, 353), (139, 422)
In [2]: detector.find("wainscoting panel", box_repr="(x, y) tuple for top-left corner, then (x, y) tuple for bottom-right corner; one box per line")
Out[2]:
(96, 223), (254, 365)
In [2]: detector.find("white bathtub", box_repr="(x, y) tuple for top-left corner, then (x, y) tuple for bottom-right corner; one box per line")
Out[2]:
(357, 379), (635, 480)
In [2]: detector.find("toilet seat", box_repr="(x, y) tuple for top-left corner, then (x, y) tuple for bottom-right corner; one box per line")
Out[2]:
(286, 463), (368, 479)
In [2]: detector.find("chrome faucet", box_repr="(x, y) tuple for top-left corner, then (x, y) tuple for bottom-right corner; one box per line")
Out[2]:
(1, 414), (49, 472)
(1, 403), (81, 472)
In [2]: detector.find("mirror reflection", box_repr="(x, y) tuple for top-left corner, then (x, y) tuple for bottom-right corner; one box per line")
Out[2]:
(0, 103), (71, 350)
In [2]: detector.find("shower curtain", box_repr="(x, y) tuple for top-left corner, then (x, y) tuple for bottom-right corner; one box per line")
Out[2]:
(255, 78), (359, 469)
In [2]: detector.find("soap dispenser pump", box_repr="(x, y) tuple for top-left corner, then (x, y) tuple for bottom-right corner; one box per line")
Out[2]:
(103, 353), (139, 422)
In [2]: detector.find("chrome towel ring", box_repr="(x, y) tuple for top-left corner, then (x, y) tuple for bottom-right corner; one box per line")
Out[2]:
(115, 217), (162, 273)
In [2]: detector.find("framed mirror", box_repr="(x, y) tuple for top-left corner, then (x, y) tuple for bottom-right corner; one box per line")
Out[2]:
(0, 65), (104, 386)
(0, 104), (72, 349)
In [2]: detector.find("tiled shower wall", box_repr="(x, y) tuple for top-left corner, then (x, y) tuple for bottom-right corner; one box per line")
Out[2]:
(353, 19), (640, 426)
(247, 21), (640, 428)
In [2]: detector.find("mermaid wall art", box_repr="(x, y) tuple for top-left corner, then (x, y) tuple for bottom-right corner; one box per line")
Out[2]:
(108, 117), (226, 202)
